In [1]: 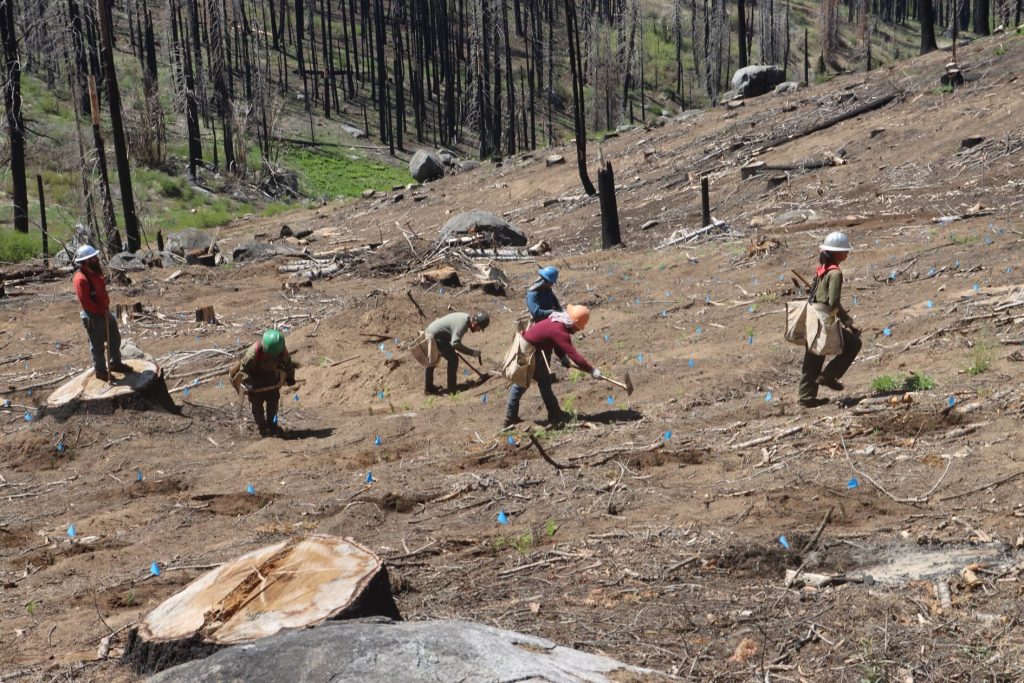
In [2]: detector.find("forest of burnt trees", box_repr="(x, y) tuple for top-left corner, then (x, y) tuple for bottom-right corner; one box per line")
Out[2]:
(0, 0), (1020, 252)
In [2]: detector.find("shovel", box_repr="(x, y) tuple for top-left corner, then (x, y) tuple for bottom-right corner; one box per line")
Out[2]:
(598, 370), (634, 396)
(456, 352), (492, 379)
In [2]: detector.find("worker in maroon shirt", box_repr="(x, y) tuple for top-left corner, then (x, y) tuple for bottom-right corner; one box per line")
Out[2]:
(504, 305), (602, 428)
(73, 245), (132, 381)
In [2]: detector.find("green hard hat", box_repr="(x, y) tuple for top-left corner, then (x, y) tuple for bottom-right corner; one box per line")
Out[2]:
(262, 329), (285, 356)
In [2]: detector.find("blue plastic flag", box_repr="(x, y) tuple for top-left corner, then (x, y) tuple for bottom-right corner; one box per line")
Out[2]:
(272, 414), (279, 425)
(385, 351), (393, 360)
(947, 396), (956, 408)
(293, 393), (300, 401)
(660, 310), (668, 318)
(464, 369), (470, 376)
(497, 511), (509, 525)
(67, 524), (76, 539)
(748, 336), (754, 345)
(607, 396), (615, 405)
(663, 431), (672, 441)
(705, 294), (711, 303)
(183, 387), (190, 397)
(929, 267), (936, 276)
(366, 471), (375, 483)
(748, 305), (755, 313)
(665, 291), (672, 297)
(192, 378), (200, 386)
(779, 535), (790, 550)
(852, 296), (859, 305)
(847, 478), (859, 489)
(603, 335), (610, 343)
(765, 391), (773, 401)
(637, 353), (644, 363)
(634, 297), (641, 305)
(926, 300), (934, 309)
(1007, 267), (1013, 274)
(2, 399), (10, 408)
(218, 380), (224, 389)
(56, 441), (65, 453)
(481, 394), (488, 404)
(246, 484), (255, 495)
(439, 287), (445, 294)
(688, 358), (695, 368)
(973, 283), (980, 292)
(378, 343), (385, 352)
(136, 469), (143, 482)
(27, 389), (32, 397)
(696, 326), (703, 335)
(374, 435), (383, 446)
(378, 390), (385, 400)
(883, 327), (892, 337)
(955, 260), (960, 269)
(150, 562), (161, 577)
(507, 436), (516, 445)
(24, 411), (32, 422)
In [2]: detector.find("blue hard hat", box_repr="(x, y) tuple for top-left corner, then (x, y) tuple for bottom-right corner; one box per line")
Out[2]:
(538, 266), (559, 284)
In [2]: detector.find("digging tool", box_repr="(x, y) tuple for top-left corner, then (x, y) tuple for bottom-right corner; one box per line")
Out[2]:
(790, 269), (812, 290)
(104, 313), (113, 386)
(245, 379), (306, 396)
(598, 370), (634, 396)
(455, 352), (492, 379)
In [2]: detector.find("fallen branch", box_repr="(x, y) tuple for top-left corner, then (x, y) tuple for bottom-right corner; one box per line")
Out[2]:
(731, 426), (803, 450)
(938, 469), (1024, 502)
(528, 434), (571, 470)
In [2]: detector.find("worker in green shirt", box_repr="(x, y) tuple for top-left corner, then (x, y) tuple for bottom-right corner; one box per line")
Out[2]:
(799, 232), (862, 407)
(424, 311), (490, 394)
(229, 329), (297, 436)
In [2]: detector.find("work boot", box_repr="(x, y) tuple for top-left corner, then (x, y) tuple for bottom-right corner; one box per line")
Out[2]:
(817, 375), (844, 391)
(799, 397), (830, 408)
(544, 410), (573, 427)
(268, 423), (285, 438)
(502, 415), (523, 430)
(424, 384), (442, 396)
(109, 361), (133, 374)
(256, 423), (271, 437)
(94, 369), (110, 382)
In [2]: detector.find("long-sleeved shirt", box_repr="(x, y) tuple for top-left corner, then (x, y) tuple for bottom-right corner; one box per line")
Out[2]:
(426, 312), (478, 355)
(523, 317), (593, 372)
(238, 342), (296, 388)
(526, 281), (562, 322)
(73, 267), (109, 316)
(812, 268), (852, 324)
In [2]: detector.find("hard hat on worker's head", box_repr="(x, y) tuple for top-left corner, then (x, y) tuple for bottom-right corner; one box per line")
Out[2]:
(473, 311), (490, 330)
(820, 231), (852, 252)
(262, 329), (285, 356)
(74, 244), (100, 264)
(567, 304), (590, 331)
(538, 266), (559, 285)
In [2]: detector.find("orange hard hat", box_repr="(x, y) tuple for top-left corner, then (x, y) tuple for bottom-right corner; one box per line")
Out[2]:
(567, 304), (590, 331)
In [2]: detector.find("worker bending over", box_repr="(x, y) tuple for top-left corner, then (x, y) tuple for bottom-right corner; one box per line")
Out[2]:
(231, 329), (296, 437)
(424, 311), (490, 395)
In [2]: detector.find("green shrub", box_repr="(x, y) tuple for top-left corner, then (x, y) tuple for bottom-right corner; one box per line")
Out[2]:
(0, 230), (53, 263)
(870, 375), (901, 392)
(967, 339), (995, 376)
(904, 373), (935, 392)
(158, 177), (184, 199)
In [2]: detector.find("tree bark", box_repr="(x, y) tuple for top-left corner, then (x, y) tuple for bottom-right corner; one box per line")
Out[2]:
(598, 162), (622, 248)
(96, 0), (140, 252)
(920, 0), (938, 52)
(0, 0), (27, 234)
(563, 0), (596, 195)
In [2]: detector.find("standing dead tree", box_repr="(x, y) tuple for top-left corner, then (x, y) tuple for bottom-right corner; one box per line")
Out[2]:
(563, 0), (595, 195)
(0, 0), (28, 234)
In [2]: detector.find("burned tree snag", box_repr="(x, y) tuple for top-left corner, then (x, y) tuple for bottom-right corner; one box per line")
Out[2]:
(598, 162), (623, 249)
(563, 0), (596, 196)
(0, 0), (28, 234)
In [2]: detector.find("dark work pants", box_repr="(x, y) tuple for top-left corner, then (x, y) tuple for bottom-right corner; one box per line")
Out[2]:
(425, 338), (459, 392)
(81, 311), (122, 374)
(799, 329), (862, 400)
(506, 354), (561, 421)
(251, 389), (280, 430)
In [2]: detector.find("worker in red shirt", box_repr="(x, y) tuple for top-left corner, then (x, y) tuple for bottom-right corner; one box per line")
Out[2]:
(504, 304), (601, 428)
(73, 245), (132, 381)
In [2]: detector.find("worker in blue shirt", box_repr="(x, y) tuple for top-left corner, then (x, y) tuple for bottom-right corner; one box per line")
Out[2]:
(524, 266), (570, 374)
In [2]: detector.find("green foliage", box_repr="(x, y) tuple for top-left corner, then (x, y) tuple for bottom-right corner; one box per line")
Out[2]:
(25, 600), (36, 616)
(281, 145), (411, 199)
(756, 291), (780, 304)
(157, 176), (186, 199)
(994, 44), (1006, 56)
(904, 372), (935, 392)
(870, 375), (901, 392)
(545, 519), (558, 537)
(561, 395), (577, 417)
(0, 230), (55, 263)
(967, 338), (995, 376)
(122, 589), (137, 607)
(568, 369), (587, 383)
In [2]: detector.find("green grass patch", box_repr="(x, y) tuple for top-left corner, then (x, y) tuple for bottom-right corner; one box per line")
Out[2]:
(281, 145), (410, 198)
(904, 372), (935, 392)
(870, 374), (901, 392)
(0, 229), (55, 263)
(967, 338), (995, 376)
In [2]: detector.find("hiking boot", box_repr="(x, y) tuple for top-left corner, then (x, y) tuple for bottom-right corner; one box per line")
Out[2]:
(544, 411), (573, 427)
(799, 397), (830, 408)
(94, 370), (110, 382)
(502, 415), (523, 429)
(424, 384), (442, 396)
(817, 375), (844, 391)
(109, 361), (133, 374)
(268, 424), (285, 438)
(256, 425), (271, 438)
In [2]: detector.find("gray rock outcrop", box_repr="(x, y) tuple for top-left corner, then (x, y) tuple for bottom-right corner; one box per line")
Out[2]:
(440, 210), (527, 247)
(409, 150), (445, 183)
(730, 65), (786, 98)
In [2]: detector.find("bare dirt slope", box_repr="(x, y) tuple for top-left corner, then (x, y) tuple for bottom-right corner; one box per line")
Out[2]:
(3, 35), (1024, 681)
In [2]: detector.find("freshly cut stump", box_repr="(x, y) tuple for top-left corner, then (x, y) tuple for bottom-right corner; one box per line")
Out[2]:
(124, 535), (400, 674)
(45, 359), (170, 413)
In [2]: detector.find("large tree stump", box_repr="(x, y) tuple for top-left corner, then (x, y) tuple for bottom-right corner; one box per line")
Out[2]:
(123, 536), (401, 674)
(43, 359), (178, 417)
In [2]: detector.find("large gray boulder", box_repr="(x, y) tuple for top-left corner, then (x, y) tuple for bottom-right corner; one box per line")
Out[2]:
(441, 210), (527, 247)
(147, 619), (664, 683)
(107, 251), (148, 272)
(165, 228), (219, 258)
(730, 65), (786, 98)
(409, 150), (444, 183)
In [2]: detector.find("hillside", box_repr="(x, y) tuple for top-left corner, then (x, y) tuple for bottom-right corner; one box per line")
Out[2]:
(2, 30), (1024, 681)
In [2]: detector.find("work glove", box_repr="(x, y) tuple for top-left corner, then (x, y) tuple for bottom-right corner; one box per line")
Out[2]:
(559, 355), (571, 368)
(591, 368), (603, 380)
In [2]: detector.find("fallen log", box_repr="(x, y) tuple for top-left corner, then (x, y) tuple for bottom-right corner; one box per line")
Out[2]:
(123, 535), (400, 674)
(756, 92), (899, 152)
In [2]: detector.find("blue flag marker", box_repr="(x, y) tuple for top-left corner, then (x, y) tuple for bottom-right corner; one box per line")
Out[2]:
(688, 358), (695, 368)
(481, 394), (488, 404)
(604, 335), (610, 343)
(883, 327), (892, 337)
(926, 300), (934, 309)
(696, 326), (703, 335)
(637, 353), (644, 363)
(634, 297), (641, 305)
(192, 378), (200, 386)
(948, 396), (956, 408)
(779, 535), (790, 550)
(748, 305), (755, 313)
(660, 310), (668, 318)
(293, 393), (300, 401)
(183, 387), (190, 397)
(246, 484), (255, 495)
(464, 369), (470, 376)
(663, 431), (672, 441)
(439, 287), (445, 294)
(67, 524), (76, 539)
(386, 352), (393, 360)
(272, 414), (279, 425)
(748, 336), (754, 345)
(218, 380), (224, 389)
(136, 469), (143, 482)
(765, 391), (773, 402)
(955, 260), (960, 269)
(366, 471), (375, 484)
(607, 396), (615, 405)
(665, 291), (672, 297)
(24, 411), (32, 422)
(705, 294), (711, 303)
(778, 275), (785, 282)
(378, 343), (385, 352)
(973, 283), (980, 292)
(847, 478), (859, 489)
(852, 296), (859, 305)
(1007, 267), (1013, 274)
(150, 562), (161, 577)
(56, 441), (66, 453)
(378, 390), (385, 400)
(27, 389), (32, 397)
(1, 398), (8, 408)
(374, 435), (383, 446)
(507, 436), (516, 445)
(929, 267), (936, 276)
(985, 236), (993, 245)
(497, 511), (509, 525)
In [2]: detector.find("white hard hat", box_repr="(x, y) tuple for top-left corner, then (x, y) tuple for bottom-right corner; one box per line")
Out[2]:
(73, 244), (100, 263)
(820, 231), (852, 252)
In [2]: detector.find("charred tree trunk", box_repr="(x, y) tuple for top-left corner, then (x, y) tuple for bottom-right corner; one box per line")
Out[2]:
(920, 0), (938, 52)
(88, 76), (122, 254)
(972, 0), (990, 33)
(0, 0), (27, 233)
(737, 0), (748, 67)
(598, 162), (622, 248)
(209, 0), (235, 172)
(563, 0), (596, 195)
(96, 0), (139, 252)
